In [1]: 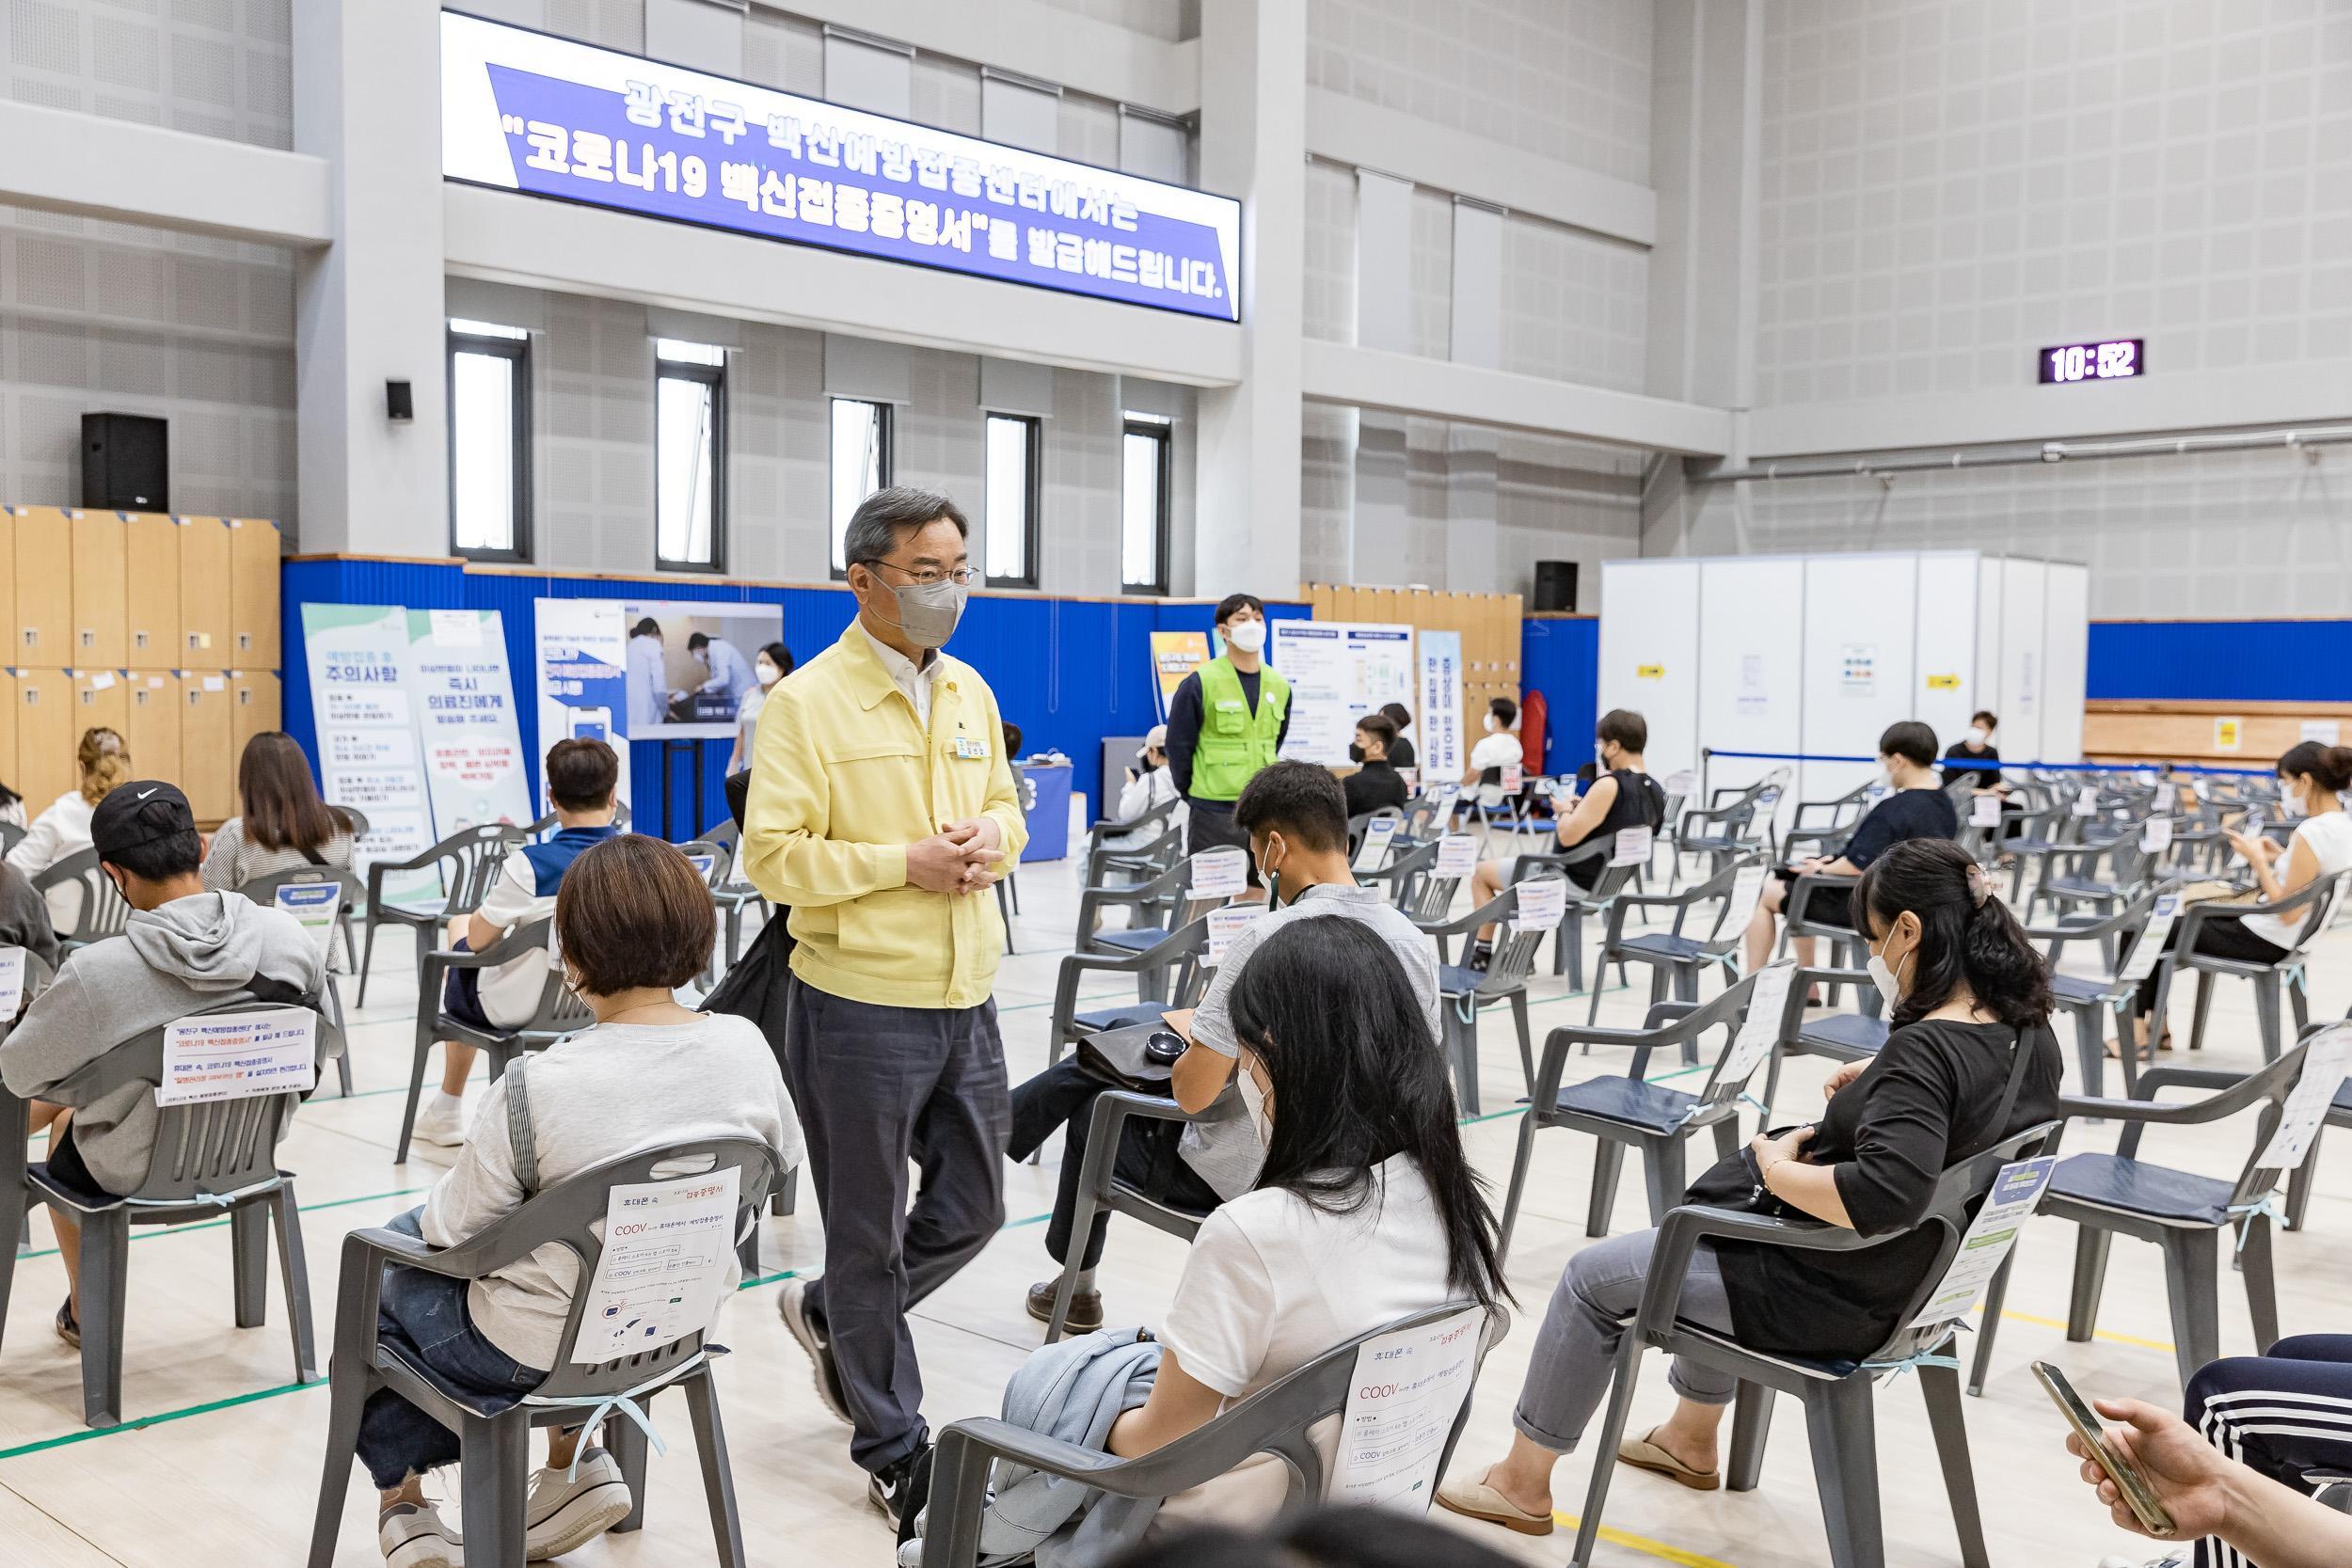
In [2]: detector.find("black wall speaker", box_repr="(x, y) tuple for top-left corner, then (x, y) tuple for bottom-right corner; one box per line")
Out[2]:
(1533, 560), (1578, 613)
(81, 412), (168, 512)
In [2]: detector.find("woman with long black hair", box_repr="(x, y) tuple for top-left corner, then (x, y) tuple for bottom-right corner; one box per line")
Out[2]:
(1439, 838), (2061, 1534)
(1102, 915), (1506, 1521)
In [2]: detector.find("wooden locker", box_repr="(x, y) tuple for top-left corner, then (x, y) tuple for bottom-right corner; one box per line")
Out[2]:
(229, 517), (280, 667)
(12, 669), (74, 809)
(14, 506), (72, 666)
(0, 655), (13, 805)
(70, 512), (126, 669)
(180, 672), (236, 822)
(178, 516), (231, 663)
(0, 512), (16, 674)
(123, 672), (181, 793)
(230, 668), (280, 758)
(125, 513), (182, 664)
(70, 668), (128, 744)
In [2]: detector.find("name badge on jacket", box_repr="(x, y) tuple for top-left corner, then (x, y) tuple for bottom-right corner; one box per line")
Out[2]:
(950, 736), (990, 760)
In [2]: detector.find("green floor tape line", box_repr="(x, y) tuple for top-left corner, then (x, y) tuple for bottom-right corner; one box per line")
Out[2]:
(14, 1185), (437, 1261)
(0, 1378), (323, 1462)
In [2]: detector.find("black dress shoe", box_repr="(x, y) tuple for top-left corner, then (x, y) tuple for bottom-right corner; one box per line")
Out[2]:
(1025, 1279), (1105, 1333)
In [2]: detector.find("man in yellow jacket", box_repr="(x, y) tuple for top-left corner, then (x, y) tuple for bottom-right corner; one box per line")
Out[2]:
(741, 486), (1027, 1528)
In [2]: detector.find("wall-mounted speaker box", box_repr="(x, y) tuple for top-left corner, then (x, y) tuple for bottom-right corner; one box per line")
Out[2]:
(80, 413), (168, 512)
(1533, 560), (1578, 613)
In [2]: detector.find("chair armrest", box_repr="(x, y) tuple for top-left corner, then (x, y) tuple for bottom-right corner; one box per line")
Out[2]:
(1414, 889), (1514, 939)
(1638, 1203), (1884, 1334)
(2060, 1065), (2278, 1126)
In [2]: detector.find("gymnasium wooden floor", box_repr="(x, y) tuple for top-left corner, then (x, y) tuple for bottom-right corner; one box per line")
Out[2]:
(2, 827), (2341, 1568)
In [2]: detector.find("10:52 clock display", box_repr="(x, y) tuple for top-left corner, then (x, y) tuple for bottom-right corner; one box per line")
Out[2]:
(2039, 339), (2143, 383)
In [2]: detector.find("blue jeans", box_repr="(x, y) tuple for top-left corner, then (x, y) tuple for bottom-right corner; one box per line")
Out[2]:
(355, 1208), (548, 1490)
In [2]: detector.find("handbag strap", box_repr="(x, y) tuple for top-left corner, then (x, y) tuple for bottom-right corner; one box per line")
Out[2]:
(505, 1054), (540, 1196)
(1983, 1021), (2041, 1148)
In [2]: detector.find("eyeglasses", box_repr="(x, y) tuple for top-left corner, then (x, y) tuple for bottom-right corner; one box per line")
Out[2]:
(859, 561), (978, 588)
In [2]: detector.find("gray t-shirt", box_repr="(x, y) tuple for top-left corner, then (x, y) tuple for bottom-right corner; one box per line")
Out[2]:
(1180, 882), (1441, 1200)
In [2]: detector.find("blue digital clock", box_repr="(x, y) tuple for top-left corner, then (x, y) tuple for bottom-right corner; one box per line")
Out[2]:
(2039, 339), (2143, 383)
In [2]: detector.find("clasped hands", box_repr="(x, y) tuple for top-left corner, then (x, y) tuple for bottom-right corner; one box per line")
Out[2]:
(906, 816), (1006, 895)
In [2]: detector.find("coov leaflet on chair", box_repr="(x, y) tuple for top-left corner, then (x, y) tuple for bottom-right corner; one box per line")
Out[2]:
(2114, 895), (2180, 986)
(1352, 816), (1400, 872)
(1905, 1155), (2059, 1330)
(1970, 793), (2002, 828)
(574, 1167), (740, 1363)
(2255, 1024), (2352, 1173)
(1327, 1307), (1483, 1513)
(1710, 962), (1797, 1093)
(157, 1009), (318, 1106)
(274, 882), (342, 958)
(0, 945), (24, 1019)
(1720, 864), (1770, 940)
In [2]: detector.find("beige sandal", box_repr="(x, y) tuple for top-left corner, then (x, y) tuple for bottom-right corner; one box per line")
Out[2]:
(1435, 1471), (1555, 1536)
(1616, 1428), (1721, 1491)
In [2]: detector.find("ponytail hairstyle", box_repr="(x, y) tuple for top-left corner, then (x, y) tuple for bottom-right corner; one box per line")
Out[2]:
(1852, 838), (2052, 1029)
(1228, 918), (1508, 1311)
(77, 727), (131, 806)
(2276, 740), (2352, 797)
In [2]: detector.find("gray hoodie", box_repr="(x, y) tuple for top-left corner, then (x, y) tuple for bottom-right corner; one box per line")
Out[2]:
(0, 892), (326, 1194)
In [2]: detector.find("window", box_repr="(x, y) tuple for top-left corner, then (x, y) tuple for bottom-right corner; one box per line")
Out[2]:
(829, 398), (893, 576)
(655, 339), (725, 572)
(1120, 415), (1170, 594)
(984, 413), (1041, 588)
(447, 320), (530, 561)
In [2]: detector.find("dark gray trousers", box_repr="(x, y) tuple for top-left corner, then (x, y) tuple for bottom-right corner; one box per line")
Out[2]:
(784, 974), (1010, 1473)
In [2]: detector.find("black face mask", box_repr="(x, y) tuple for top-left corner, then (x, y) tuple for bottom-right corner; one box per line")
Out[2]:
(1347, 743), (1365, 764)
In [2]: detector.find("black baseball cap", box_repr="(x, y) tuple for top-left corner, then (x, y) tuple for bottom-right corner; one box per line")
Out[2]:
(91, 781), (196, 861)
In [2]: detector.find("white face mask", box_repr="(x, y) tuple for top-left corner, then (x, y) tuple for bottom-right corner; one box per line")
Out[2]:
(1867, 934), (1912, 1003)
(756, 661), (780, 687)
(2278, 789), (2305, 818)
(1967, 727), (1991, 747)
(1486, 714), (1501, 733)
(1224, 619), (1266, 655)
(1237, 1057), (1273, 1147)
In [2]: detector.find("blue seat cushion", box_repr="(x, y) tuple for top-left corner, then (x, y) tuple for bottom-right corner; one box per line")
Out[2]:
(1799, 1012), (1888, 1056)
(1619, 933), (1713, 963)
(1093, 927), (1171, 953)
(2047, 879), (2119, 899)
(1670, 1321), (1860, 1381)
(2048, 1152), (2234, 1227)
(1549, 1076), (1699, 1135)
(2050, 974), (2117, 1005)
(1074, 1005), (1169, 1033)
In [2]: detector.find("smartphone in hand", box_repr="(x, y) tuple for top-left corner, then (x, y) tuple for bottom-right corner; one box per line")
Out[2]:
(2032, 1361), (2176, 1538)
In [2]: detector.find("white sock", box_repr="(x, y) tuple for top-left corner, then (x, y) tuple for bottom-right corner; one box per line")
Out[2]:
(431, 1089), (463, 1109)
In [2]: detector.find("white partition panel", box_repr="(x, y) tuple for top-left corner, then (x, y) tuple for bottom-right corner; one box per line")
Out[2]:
(1697, 556), (1806, 828)
(1914, 549), (1980, 758)
(1800, 553), (1918, 810)
(2042, 562), (2089, 765)
(1598, 560), (1702, 784)
(1975, 557), (2005, 732)
(1997, 557), (2048, 765)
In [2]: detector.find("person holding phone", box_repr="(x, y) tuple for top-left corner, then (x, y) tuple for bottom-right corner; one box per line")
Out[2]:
(2069, 1391), (2352, 1568)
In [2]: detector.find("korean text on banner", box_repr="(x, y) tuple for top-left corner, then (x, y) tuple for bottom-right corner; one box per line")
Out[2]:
(1510, 878), (1567, 934)
(1190, 847), (1248, 901)
(533, 598), (632, 816)
(1327, 1307), (1484, 1512)
(1352, 816), (1401, 872)
(407, 609), (534, 834)
(1435, 835), (1479, 879)
(2256, 1023), (2352, 1173)
(1907, 1156), (2059, 1330)
(301, 604), (436, 901)
(273, 882), (342, 958)
(1149, 631), (1210, 724)
(1713, 962), (1798, 1094)
(1418, 631), (1464, 780)
(1269, 622), (1415, 768)
(572, 1168), (740, 1364)
(0, 945), (24, 1020)
(1205, 904), (1264, 964)
(158, 1009), (318, 1106)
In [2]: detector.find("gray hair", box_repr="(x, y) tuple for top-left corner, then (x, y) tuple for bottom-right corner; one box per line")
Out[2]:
(843, 485), (969, 569)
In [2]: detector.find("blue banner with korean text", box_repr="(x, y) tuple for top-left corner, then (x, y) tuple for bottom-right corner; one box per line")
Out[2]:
(442, 11), (1242, 322)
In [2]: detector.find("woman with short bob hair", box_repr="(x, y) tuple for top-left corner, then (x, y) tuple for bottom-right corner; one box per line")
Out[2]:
(358, 833), (803, 1568)
(202, 731), (356, 891)
(1440, 839), (2059, 1534)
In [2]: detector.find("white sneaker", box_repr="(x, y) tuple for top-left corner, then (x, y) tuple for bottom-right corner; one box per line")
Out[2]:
(524, 1446), (632, 1560)
(380, 1501), (462, 1568)
(412, 1091), (468, 1148)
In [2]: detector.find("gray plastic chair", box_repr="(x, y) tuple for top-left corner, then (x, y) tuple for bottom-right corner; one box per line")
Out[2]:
(1075, 853), (1238, 1002)
(400, 917), (596, 1164)
(1780, 780), (1875, 862)
(31, 847), (132, 953)
(1590, 852), (1763, 1015)
(1041, 1084), (1241, 1343)
(238, 865), (367, 1096)
(1503, 835), (1628, 989)
(1776, 869), (1878, 1015)
(1498, 974), (1773, 1259)
(1419, 882), (1550, 1114)
(921, 1301), (1506, 1568)
(306, 1136), (783, 1568)
(1755, 966), (1892, 1118)
(1043, 917), (1212, 1070)
(2021, 889), (2162, 1101)
(0, 998), (338, 1427)
(1566, 1119), (2061, 1568)
(2146, 870), (2348, 1066)
(1677, 775), (1780, 879)
(2284, 1073), (2352, 1234)
(358, 822), (531, 1006)
(1353, 836), (1438, 909)
(1967, 1039), (2315, 1392)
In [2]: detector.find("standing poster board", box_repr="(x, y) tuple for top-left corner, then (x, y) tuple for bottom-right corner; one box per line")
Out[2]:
(1270, 621), (1415, 767)
(1149, 630), (1210, 723)
(406, 610), (533, 833)
(618, 600), (787, 740)
(301, 604), (436, 898)
(1418, 630), (1464, 780)
(533, 599), (633, 816)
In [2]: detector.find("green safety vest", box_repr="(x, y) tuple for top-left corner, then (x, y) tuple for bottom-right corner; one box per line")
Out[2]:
(1190, 656), (1289, 802)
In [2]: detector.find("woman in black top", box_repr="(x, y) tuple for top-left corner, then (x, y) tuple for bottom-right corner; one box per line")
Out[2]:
(1741, 720), (1959, 975)
(1438, 839), (2061, 1529)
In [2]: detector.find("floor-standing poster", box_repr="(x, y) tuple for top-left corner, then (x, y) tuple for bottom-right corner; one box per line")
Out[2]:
(1269, 621), (1416, 767)
(1419, 630), (1465, 779)
(405, 610), (534, 832)
(532, 599), (633, 816)
(300, 604), (435, 898)
(1149, 630), (1210, 723)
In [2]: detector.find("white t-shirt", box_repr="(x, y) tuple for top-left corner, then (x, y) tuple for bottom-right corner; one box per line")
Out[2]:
(1153, 1153), (1460, 1528)
(1468, 732), (1522, 772)
(2243, 812), (2352, 949)
(7, 791), (97, 933)
(475, 855), (558, 1026)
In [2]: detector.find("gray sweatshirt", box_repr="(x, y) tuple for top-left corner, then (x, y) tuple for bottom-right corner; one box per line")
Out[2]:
(0, 891), (326, 1194)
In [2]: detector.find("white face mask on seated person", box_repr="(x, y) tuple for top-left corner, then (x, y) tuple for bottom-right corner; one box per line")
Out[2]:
(1865, 908), (1922, 1004)
(1236, 1047), (1274, 1146)
(1967, 726), (1991, 748)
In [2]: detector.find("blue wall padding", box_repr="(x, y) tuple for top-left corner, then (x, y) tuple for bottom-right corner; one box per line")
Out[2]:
(2086, 620), (2352, 702)
(1518, 616), (1599, 768)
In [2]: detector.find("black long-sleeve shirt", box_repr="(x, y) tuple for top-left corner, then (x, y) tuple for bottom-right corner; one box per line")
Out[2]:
(1165, 667), (1290, 802)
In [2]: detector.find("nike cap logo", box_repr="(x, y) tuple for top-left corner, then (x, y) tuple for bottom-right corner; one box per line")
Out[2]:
(137, 788), (157, 800)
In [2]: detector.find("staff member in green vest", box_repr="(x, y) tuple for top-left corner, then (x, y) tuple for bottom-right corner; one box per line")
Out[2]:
(1164, 594), (1290, 892)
